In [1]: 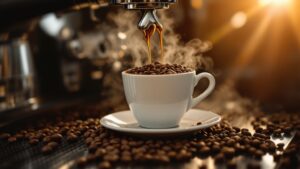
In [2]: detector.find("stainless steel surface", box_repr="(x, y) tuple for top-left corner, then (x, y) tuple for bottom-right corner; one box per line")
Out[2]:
(111, 0), (176, 9)
(138, 10), (162, 30)
(0, 39), (36, 111)
(111, 0), (176, 32)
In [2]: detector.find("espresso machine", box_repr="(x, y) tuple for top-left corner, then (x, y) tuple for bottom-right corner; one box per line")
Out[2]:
(0, 0), (176, 124)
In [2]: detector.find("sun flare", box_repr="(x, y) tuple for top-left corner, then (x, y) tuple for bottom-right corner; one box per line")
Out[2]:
(259, 0), (290, 6)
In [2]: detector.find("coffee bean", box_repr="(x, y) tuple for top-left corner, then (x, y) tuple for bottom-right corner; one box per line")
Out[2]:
(214, 153), (225, 163)
(251, 139), (261, 147)
(197, 122), (202, 125)
(283, 127), (292, 133)
(47, 141), (59, 148)
(7, 137), (17, 143)
(274, 129), (282, 134)
(41, 145), (53, 154)
(268, 143), (276, 152)
(67, 133), (78, 142)
(98, 161), (111, 169)
(241, 128), (249, 133)
(85, 137), (93, 145)
(121, 154), (132, 162)
(236, 144), (246, 153)
(226, 139), (235, 146)
(212, 144), (221, 153)
(168, 151), (177, 158)
(29, 138), (39, 145)
(14, 133), (23, 139)
(51, 134), (63, 142)
(273, 154), (281, 162)
(103, 153), (119, 162)
(76, 157), (87, 166)
(155, 155), (169, 163)
(255, 127), (263, 133)
(199, 165), (207, 169)
(242, 131), (252, 136)
(283, 132), (292, 137)
(254, 150), (264, 159)
(43, 136), (51, 143)
(277, 143), (285, 150)
(199, 146), (210, 155)
(86, 154), (97, 162)
(221, 147), (235, 158)
(233, 127), (240, 133)
(197, 141), (206, 147)
(281, 158), (291, 168)
(232, 135), (241, 142)
(247, 163), (260, 169)
(126, 62), (192, 75)
(248, 146), (257, 155)
(273, 132), (282, 138)
(0, 133), (11, 140)
(226, 160), (237, 169)
(260, 143), (269, 152)
(253, 133), (265, 138)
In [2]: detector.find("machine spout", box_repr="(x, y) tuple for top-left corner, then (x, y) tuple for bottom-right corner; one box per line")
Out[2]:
(138, 10), (162, 30)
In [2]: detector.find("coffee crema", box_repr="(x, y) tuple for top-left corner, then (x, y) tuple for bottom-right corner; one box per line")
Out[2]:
(126, 62), (192, 75)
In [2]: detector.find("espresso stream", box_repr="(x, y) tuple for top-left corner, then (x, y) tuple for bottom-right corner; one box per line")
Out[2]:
(143, 24), (164, 64)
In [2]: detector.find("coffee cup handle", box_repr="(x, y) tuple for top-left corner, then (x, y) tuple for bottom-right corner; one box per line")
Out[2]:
(188, 72), (215, 109)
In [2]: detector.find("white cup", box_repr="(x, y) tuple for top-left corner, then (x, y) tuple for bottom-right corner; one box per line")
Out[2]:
(122, 71), (215, 129)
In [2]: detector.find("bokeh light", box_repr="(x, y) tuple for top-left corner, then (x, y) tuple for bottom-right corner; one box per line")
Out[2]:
(117, 32), (127, 40)
(231, 12), (248, 29)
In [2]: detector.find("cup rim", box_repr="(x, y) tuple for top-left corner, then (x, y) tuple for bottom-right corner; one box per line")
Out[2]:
(122, 70), (195, 77)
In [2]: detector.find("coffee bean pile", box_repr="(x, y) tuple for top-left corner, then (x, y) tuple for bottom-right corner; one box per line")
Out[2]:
(0, 108), (102, 154)
(0, 108), (299, 169)
(126, 62), (192, 75)
(250, 113), (300, 168)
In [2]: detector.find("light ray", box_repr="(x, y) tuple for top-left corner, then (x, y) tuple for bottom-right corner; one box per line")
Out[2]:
(286, 1), (300, 47)
(224, 12), (273, 83)
(233, 14), (272, 68)
(208, 5), (262, 44)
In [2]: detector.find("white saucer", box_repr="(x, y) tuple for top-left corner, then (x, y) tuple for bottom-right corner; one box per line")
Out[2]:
(100, 109), (221, 135)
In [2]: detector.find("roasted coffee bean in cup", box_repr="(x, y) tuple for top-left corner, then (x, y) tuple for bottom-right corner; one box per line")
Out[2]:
(126, 62), (192, 75)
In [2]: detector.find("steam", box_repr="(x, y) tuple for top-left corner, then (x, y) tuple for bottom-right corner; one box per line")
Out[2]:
(199, 80), (260, 125)
(158, 12), (213, 70)
(105, 9), (213, 70)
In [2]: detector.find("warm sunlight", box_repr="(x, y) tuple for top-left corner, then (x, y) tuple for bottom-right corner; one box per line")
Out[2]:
(259, 0), (290, 6)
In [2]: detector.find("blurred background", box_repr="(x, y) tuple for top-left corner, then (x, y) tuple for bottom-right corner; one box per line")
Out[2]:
(173, 0), (300, 111)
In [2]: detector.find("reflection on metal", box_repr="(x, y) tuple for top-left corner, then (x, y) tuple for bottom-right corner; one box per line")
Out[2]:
(0, 39), (36, 111)
(138, 10), (162, 30)
(111, 0), (176, 9)
(39, 13), (81, 39)
(40, 14), (65, 37)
